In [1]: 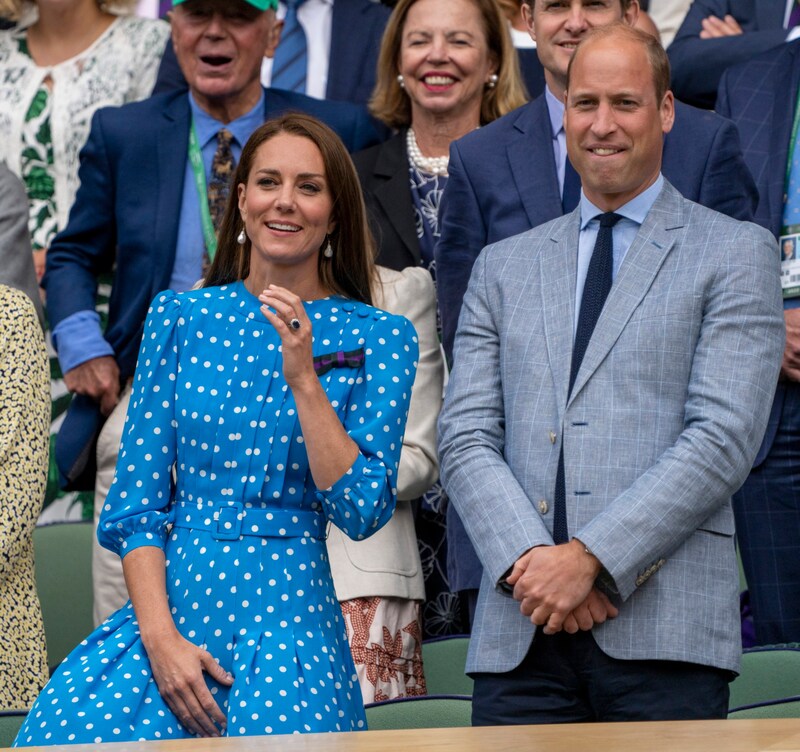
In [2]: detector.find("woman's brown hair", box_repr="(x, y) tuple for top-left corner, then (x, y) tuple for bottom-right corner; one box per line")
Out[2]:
(204, 113), (376, 306)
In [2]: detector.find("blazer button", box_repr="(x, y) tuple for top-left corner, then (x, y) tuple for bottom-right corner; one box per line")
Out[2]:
(549, 431), (557, 444)
(636, 575), (646, 587)
(538, 499), (549, 515)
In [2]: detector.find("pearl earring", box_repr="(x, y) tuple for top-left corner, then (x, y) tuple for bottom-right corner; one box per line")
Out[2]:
(487, 74), (498, 89)
(323, 238), (333, 258)
(237, 228), (246, 245)
(397, 74), (405, 89)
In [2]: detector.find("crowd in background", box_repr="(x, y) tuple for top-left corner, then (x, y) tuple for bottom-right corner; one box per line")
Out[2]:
(0, 0), (799, 741)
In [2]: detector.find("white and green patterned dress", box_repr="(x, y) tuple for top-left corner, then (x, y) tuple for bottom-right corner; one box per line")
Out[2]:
(0, 13), (169, 516)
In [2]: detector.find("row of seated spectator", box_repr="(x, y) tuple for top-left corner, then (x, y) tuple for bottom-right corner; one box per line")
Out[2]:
(0, 0), (799, 740)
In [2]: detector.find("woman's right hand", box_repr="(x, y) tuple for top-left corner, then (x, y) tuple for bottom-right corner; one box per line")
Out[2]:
(144, 630), (233, 737)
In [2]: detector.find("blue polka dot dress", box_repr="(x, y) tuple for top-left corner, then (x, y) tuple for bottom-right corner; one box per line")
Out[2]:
(15, 282), (418, 745)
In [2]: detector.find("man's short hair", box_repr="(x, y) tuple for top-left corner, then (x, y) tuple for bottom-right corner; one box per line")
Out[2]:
(566, 23), (671, 103)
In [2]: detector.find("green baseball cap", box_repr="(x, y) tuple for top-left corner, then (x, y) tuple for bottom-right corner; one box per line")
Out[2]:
(172, 0), (279, 10)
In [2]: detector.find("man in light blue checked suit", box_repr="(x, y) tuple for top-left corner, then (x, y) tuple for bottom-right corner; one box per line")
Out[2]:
(438, 23), (785, 725)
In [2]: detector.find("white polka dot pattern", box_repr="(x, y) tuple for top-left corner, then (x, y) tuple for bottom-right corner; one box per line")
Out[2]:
(15, 282), (419, 745)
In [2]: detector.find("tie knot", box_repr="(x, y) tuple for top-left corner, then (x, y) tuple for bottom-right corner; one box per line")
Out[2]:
(597, 212), (623, 228)
(286, 0), (306, 10)
(217, 128), (234, 148)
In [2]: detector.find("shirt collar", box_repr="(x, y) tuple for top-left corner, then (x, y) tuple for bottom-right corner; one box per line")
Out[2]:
(545, 85), (565, 139)
(188, 89), (265, 149)
(579, 174), (665, 230)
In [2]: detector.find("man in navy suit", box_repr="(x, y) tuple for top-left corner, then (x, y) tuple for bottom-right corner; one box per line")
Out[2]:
(668, 0), (798, 109)
(716, 41), (800, 645)
(43, 0), (383, 625)
(435, 0), (758, 621)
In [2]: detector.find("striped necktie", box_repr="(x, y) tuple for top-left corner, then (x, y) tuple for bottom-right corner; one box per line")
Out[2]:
(205, 128), (235, 273)
(271, 0), (309, 93)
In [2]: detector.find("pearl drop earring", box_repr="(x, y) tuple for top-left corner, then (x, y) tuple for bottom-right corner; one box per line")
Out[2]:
(237, 228), (246, 245)
(487, 74), (498, 89)
(323, 238), (333, 258)
(397, 74), (405, 89)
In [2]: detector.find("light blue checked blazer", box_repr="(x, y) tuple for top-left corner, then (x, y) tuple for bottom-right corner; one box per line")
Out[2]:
(438, 180), (785, 675)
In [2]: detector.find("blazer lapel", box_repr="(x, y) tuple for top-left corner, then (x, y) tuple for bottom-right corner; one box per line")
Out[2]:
(154, 93), (191, 295)
(540, 212), (580, 419)
(567, 182), (683, 405)
(508, 97), (563, 229)
(372, 133), (420, 264)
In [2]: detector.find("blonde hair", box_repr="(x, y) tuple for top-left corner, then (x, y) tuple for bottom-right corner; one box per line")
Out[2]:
(370, 0), (529, 129)
(1, 0), (138, 21)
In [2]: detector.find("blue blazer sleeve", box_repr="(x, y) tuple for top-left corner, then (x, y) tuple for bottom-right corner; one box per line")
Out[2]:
(695, 114), (758, 221)
(43, 108), (117, 332)
(668, 0), (789, 108)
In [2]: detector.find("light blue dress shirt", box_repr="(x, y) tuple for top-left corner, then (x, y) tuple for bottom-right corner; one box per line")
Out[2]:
(53, 91), (265, 374)
(574, 174), (664, 337)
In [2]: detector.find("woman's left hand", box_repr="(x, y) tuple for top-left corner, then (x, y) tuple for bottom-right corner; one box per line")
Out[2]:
(259, 285), (316, 390)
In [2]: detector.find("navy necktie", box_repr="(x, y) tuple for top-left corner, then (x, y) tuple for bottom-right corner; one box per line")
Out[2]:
(553, 211), (623, 544)
(271, 0), (309, 93)
(562, 155), (581, 213)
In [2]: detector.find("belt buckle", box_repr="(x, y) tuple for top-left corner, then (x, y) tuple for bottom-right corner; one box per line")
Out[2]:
(215, 502), (243, 540)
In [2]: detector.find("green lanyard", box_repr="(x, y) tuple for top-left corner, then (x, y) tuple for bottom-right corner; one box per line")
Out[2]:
(188, 121), (218, 262)
(783, 89), (800, 236)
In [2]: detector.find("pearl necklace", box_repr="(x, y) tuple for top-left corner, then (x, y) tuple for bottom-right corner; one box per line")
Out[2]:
(406, 128), (449, 176)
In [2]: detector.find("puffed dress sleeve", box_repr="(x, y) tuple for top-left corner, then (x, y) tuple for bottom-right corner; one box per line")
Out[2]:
(317, 311), (418, 542)
(98, 291), (181, 559)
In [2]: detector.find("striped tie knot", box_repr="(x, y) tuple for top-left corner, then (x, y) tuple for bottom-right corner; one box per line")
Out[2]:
(271, 0), (309, 93)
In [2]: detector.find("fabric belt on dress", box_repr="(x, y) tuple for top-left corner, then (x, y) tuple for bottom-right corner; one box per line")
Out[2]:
(171, 501), (325, 541)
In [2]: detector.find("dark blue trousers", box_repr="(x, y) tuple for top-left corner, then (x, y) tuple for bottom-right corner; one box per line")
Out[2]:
(471, 630), (730, 725)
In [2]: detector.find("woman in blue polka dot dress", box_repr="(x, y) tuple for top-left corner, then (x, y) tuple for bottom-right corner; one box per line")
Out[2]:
(15, 114), (418, 745)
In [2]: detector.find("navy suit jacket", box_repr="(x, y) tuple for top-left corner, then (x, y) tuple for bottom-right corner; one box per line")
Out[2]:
(44, 87), (383, 488)
(716, 39), (800, 466)
(668, 0), (788, 109)
(435, 93), (758, 591)
(154, 0), (390, 107)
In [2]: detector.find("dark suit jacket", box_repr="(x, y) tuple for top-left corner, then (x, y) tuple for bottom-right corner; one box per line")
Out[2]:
(668, 0), (788, 109)
(352, 131), (420, 271)
(44, 86), (383, 489)
(716, 39), (800, 466)
(154, 0), (390, 107)
(516, 48), (546, 101)
(435, 93), (758, 592)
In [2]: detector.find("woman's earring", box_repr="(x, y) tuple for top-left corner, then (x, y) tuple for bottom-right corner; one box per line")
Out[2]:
(237, 228), (247, 245)
(323, 237), (333, 258)
(397, 74), (405, 89)
(487, 74), (498, 89)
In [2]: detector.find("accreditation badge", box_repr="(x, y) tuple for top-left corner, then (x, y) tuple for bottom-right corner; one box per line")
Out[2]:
(780, 232), (800, 299)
